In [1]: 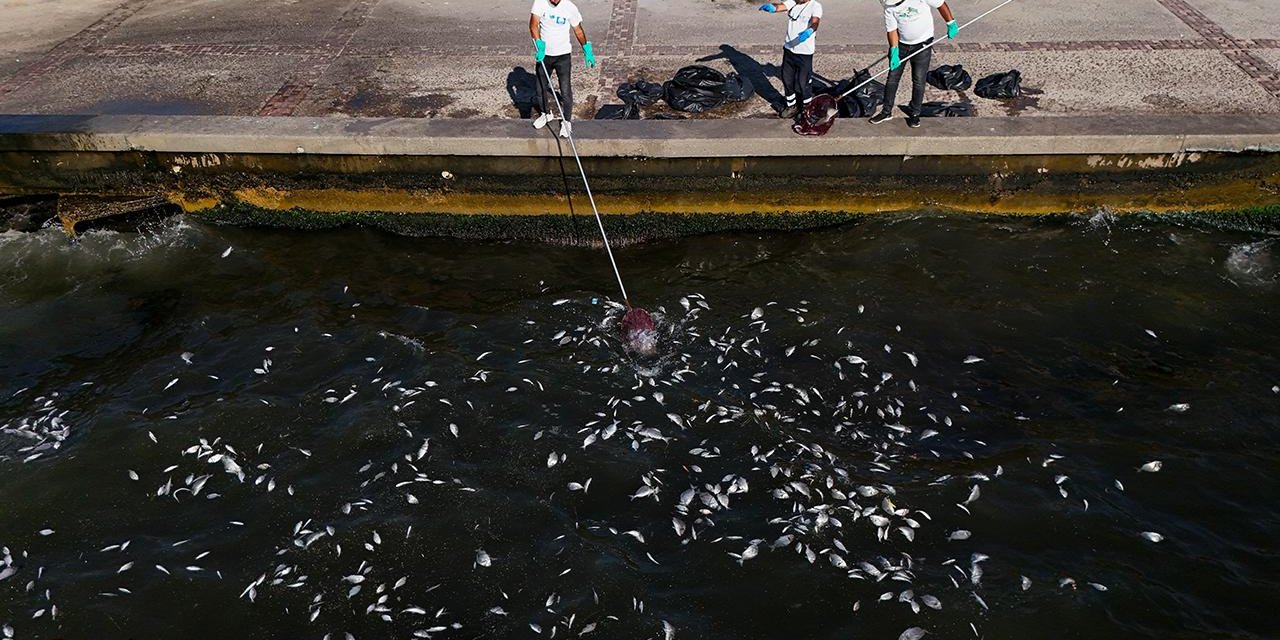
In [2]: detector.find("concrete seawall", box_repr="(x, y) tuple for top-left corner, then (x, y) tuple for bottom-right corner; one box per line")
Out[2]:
(2, 114), (1279, 235)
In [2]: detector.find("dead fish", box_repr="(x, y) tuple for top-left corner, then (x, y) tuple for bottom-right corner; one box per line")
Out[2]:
(1166, 403), (1190, 413)
(1140, 531), (1164, 543)
(963, 356), (984, 364)
(899, 627), (927, 640)
(475, 549), (492, 567)
(1140, 461), (1163, 473)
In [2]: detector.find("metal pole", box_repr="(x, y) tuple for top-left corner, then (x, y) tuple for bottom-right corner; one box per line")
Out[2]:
(838, 0), (1017, 101)
(538, 59), (632, 307)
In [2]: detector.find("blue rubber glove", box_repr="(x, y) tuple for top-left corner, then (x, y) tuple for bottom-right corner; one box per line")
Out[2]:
(794, 28), (814, 44)
(534, 39), (546, 62)
(946, 20), (958, 39)
(583, 41), (597, 68)
(889, 46), (901, 71)
(758, 3), (776, 12)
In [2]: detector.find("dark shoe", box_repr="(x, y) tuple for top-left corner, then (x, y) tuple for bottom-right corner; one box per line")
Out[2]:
(907, 115), (921, 128)
(780, 105), (799, 119)
(869, 111), (893, 125)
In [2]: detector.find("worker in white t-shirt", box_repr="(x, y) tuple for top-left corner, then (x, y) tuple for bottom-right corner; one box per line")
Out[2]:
(758, 0), (823, 120)
(870, 0), (956, 128)
(529, 0), (597, 138)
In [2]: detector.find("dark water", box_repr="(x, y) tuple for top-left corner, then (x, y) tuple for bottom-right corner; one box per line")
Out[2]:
(2, 215), (1278, 640)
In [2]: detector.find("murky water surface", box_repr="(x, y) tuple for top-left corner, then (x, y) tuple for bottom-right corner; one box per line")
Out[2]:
(1, 215), (1278, 640)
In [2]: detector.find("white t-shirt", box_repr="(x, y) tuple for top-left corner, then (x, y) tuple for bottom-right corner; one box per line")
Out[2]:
(783, 0), (822, 55)
(884, 0), (944, 45)
(531, 0), (583, 57)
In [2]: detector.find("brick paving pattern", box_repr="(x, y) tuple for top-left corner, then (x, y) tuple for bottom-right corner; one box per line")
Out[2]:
(0, 0), (153, 98)
(257, 0), (380, 116)
(1150, 0), (1280, 100)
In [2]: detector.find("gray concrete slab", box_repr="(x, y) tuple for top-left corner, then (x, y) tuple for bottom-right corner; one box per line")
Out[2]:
(3, 113), (1279, 157)
(100, 0), (360, 46)
(0, 0), (122, 77)
(351, 0), (612, 51)
(0, 55), (301, 115)
(948, 0), (1194, 43)
(1192, 0), (1275, 41)
(0, 0), (123, 51)
(635, 0), (1193, 48)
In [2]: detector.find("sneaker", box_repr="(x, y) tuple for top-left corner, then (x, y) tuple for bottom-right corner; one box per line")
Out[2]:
(559, 120), (572, 138)
(868, 112), (893, 125)
(533, 113), (553, 129)
(780, 105), (799, 119)
(907, 115), (921, 128)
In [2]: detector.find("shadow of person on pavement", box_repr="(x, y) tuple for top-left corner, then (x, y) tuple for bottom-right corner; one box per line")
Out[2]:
(697, 45), (784, 113)
(507, 67), (539, 119)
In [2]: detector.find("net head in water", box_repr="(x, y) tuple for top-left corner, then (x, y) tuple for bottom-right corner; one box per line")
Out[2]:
(620, 307), (658, 355)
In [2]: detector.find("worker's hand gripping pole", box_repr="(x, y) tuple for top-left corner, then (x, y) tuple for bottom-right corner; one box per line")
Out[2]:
(838, 0), (1017, 101)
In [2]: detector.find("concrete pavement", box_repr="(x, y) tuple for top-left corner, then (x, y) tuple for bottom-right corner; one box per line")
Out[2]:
(1, 0), (1278, 121)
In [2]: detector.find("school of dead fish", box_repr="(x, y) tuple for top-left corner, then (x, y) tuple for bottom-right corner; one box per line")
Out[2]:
(0, 287), (1221, 640)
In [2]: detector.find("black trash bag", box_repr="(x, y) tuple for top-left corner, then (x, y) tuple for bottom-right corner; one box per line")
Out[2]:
(917, 101), (974, 117)
(617, 79), (664, 107)
(648, 112), (688, 120)
(830, 70), (884, 118)
(661, 65), (751, 113)
(663, 65), (730, 112)
(974, 70), (1021, 99)
(926, 64), (972, 91)
(722, 74), (754, 102)
(593, 104), (636, 120)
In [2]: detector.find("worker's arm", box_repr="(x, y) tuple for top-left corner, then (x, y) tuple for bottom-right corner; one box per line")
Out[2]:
(808, 16), (820, 31)
(886, 30), (901, 69)
(530, 14), (547, 61)
(572, 23), (597, 68)
(938, 2), (957, 38)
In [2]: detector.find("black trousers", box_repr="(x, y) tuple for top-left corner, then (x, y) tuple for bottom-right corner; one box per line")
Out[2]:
(881, 38), (932, 116)
(536, 53), (573, 121)
(781, 49), (813, 107)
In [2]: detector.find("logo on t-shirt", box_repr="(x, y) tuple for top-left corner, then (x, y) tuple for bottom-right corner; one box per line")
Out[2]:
(894, 6), (919, 19)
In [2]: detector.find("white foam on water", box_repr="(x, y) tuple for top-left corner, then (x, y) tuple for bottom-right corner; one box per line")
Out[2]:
(1225, 239), (1275, 285)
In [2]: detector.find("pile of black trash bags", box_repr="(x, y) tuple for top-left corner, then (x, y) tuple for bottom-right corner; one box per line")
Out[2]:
(605, 63), (1020, 120)
(606, 65), (753, 119)
(914, 66), (1022, 117)
(833, 66), (1021, 119)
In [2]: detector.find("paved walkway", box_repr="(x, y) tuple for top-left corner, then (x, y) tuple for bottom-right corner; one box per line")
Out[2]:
(0, 0), (1278, 121)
